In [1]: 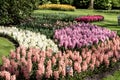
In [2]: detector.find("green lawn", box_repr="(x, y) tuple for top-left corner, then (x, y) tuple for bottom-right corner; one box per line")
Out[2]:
(34, 9), (120, 32)
(102, 70), (120, 80)
(0, 37), (15, 64)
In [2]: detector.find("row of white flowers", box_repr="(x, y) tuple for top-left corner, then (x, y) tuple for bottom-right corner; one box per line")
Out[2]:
(0, 26), (58, 52)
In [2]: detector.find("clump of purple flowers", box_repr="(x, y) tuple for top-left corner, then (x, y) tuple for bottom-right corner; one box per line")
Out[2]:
(75, 15), (104, 22)
(54, 23), (117, 49)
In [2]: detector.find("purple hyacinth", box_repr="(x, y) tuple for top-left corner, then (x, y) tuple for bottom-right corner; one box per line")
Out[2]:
(54, 23), (117, 49)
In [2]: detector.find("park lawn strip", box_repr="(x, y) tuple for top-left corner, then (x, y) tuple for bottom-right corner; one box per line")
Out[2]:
(102, 70), (120, 80)
(33, 9), (120, 32)
(0, 37), (15, 64)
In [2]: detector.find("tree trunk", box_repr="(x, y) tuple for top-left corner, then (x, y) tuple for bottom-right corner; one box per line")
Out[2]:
(88, 0), (94, 9)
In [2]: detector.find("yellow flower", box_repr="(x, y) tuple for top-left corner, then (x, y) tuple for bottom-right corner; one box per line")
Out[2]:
(38, 4), (76, 11)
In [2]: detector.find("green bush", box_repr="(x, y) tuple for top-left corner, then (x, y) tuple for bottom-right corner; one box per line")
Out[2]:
(111, 0), (120, 9)
(60, 0), (74, 5)
(94, 0), (112, 10)
(73, 0), (90, 9)
(50, 0), (60, 4)
(39, 0), (51, 5)
(0, 0), (37, 25)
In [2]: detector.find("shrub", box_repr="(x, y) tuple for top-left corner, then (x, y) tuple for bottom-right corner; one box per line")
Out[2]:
(75, 15), (104, 22)
(1, 37), (120, 80)
(73, 0), (90, 9)
(0, 0), (38, 25)
(54, 23), (117, 49)
(39, 0), (52, 5)
(111, 0), (120, 9)
(60, 0), (74, 5)
(94, 0), (112, 10)
(38, 4), (76, 11)
(50, 0), (60, 4)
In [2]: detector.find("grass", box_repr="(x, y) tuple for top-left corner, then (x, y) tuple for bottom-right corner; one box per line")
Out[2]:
(0, 37), (15, 64)
(102, 70), (120, 80)
(33, 9), (120, 32)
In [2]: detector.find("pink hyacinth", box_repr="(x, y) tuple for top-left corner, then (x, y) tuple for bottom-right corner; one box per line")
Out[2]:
(77, 56), (82, 63)
(53, 71), (59, 80)
(35, 52), (40, 62)
(103, 54), (109, 62)
(27, 59), (32, 73)
(10, 75), (16, 80)
(10, 50), (16, 59)
(46, 60), (52, 78)
(40, 51), (46, 58)
(95, 60), (100, 67)
(46, 50), (52, 58)
(16, 47), (20, 54)
(68, 59), (73, 66)
(58, 51), (62, 58)
(90, 64), (95, 71)
(58, 66), (62, 73)
(74, 61), (81, 73)
(81, 49), (86, 59)
(16, 53), (20, 61)
(52, 56), (56, 65)
(2, 56), (10, 68)
(21, 47), (26, 57)
(23, 70), (29, 80)
(98, 53), (104, 63)
(61, 63), (66, 76)
(86, 56), (91, 64)
(36, 70), (43, 80)
(107, 51), (113, 57)
(59, 59), (64, 66)
(4, 71), (11, 80)
(45, 69), (52, 78)
(91, 54), (96, 64)
(32, 56), (37, 63)
(10, 59), (18, 69)
(38, 63), (45, 74)
(104, 60), (109, 67)
(55, 53), (59, 58)
(82, 61), (88, 71)
(21, 57), (27, 65)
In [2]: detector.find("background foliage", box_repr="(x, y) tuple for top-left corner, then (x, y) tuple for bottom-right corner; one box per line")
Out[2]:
(38, 0), (120, 9)
(0, 0), (38, 25)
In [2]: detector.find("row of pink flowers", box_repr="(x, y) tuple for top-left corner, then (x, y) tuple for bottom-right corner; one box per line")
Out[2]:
(0, 36), (120, 80)
(54, 23), (117, 49)
(75, 15), (104, 22)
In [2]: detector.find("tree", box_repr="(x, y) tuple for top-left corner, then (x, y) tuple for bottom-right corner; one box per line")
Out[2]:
(88, 0), (94, 9)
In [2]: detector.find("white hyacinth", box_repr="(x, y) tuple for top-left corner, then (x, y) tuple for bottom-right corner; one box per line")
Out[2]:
(0, 26), (58, 52)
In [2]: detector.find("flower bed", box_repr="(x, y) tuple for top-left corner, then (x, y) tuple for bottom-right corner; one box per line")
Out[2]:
(75, 15), (104, 22)
(38, 4), (76, 11)
(0, 36), (120, 80)
(0, 26), (58, 52)
(54, 23), (117, 49)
